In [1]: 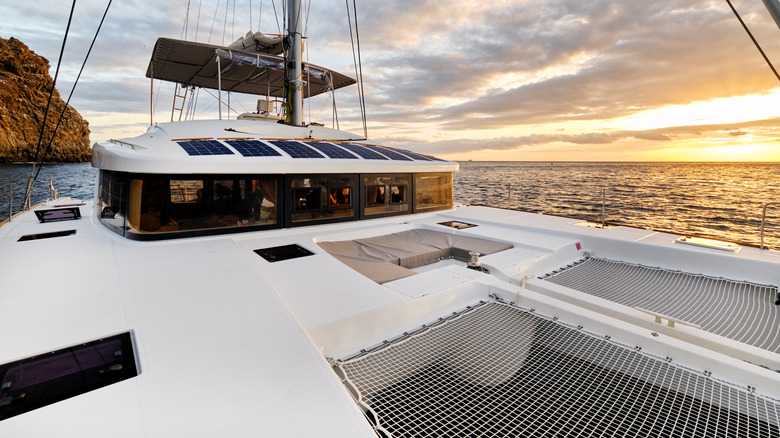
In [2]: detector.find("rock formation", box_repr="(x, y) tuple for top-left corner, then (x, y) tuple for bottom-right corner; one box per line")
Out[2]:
(0, 37), (91, 163)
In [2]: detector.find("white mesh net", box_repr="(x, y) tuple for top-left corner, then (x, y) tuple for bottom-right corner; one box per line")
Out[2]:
(335, 302), (780, 438)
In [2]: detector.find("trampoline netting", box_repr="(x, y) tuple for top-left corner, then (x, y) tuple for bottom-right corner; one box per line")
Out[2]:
(334, 302), (780, 438)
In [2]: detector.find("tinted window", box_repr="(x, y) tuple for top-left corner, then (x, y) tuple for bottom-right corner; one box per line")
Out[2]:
(126, 176), (278, 234)
(290, 175), (356, 224)
(362, 174), (411, 217)
(414, 172), (453, 212)
(0, 332), (138, 421)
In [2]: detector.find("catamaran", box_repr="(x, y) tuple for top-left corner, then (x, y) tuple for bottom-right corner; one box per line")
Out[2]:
(2, 1), (780, 436)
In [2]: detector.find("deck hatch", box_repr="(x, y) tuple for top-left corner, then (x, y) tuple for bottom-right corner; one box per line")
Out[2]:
(34, 207), (81, 223)
(541, 257), (780, 353)
(254, 244), (314, 262)
(177, 139), (234, 156)
(0, 332), (138, 421)
(18, 229), (76, 241)
(334, 302), (780, 437)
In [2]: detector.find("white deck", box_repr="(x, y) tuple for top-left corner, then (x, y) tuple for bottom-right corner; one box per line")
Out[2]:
(2, 202), (780, 436)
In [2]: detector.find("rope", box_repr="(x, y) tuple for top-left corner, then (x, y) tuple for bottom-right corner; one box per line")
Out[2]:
(725, 0), (780, 83)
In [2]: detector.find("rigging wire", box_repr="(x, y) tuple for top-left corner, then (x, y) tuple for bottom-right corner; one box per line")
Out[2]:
(208, 0), (221, 43)
(195, 0), (202, 40)
(22, 0), (76, 209)
(222, 0), (230, 45)
(272, 0), (282, 36)
(181, 0), (191, 39)
(35, 0), (114, 185)
(352, 0), (367, 137)
(345, 0), (367, 137)
(258, 0), (264, 33)
(725, 0), (780, 83)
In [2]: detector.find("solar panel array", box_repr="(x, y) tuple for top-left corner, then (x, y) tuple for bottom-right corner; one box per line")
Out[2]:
(269, 140), (325, 158)
(336, 143), (389, 160)
(304, 141), (359, 159)
(391, 149), (433, 161)
(225, 139), (282, 157)
(359, 144), (413, 161)
(174, 138), (448, 162)
(177, 140), (234, 156)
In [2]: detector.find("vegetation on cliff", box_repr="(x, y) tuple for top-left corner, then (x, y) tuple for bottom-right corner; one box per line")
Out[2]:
(0, 37), (91, 163)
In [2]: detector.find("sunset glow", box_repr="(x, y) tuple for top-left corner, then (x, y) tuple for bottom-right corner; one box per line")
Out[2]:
(5, 0), (780, 162)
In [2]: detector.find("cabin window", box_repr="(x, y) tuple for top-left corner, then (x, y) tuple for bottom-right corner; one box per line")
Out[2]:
(0, 332), (138, 421)
(414, 172), (453, 212)
(95, 170), (454, 239)
(125, 175), (278, 236)
(97, 170), (128, 235)
(362, 174), (411, 217)
(328, 187), (352, 209)
(293, 188), (322, 211)
(289, 175), (356, 224)
(390, 185), (407, 204)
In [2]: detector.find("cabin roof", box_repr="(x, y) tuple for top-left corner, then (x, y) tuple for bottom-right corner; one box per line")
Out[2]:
(92, 119), (459, 174)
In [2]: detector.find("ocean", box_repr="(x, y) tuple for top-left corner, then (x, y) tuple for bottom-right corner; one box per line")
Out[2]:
(2, 161), (779, 249)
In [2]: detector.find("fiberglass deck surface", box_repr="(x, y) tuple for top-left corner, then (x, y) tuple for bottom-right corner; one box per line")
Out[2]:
(541, 257), (780, 353)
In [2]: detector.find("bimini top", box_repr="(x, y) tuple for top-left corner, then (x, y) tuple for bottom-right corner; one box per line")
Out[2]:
(146, 36), (356, 97)
(91, 119), (458, 175)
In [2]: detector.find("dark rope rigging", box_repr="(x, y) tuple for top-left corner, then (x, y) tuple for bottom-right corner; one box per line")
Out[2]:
(725, 0), (780, 83)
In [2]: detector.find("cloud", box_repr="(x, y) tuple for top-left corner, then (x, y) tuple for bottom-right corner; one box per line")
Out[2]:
(5, 0), (780, 156)
(379, 117), (780, 155)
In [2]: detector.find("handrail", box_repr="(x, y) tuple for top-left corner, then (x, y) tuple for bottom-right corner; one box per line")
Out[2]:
(760, 202), (780, 249)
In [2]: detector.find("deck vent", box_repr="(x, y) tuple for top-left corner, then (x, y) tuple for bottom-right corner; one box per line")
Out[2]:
(334, 302), (780, 437)
(18, 229), (76, 242)
(438, 220), (477, 230)
(34, 207), (81, 223)
(254, 244), (314, 262)
(542, 257), (780, 353)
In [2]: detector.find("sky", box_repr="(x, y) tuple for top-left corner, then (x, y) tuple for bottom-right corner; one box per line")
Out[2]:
(3, 0), (780, 161)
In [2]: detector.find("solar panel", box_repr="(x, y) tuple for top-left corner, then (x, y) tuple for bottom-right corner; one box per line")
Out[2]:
(390, 149), (434, 161)
(304, 141), (359, 159)
(225, 139), (282, 157)
(360, 144), (413, 161)
(269, 140), (325, 158)
(336, 143), (389, 160)
(177, 140), (234, 156)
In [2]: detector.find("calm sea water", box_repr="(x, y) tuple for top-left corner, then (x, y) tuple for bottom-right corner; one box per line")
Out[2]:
(2, 161), (779, 248)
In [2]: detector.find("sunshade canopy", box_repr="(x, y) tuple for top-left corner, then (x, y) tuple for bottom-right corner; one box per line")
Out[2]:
(145, 37), (356, 98)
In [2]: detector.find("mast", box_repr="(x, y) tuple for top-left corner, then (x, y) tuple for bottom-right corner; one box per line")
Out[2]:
(286, 0), (303, 125)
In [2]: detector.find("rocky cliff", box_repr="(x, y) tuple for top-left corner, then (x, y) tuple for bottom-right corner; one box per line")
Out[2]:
(0, 37), (91, 163)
